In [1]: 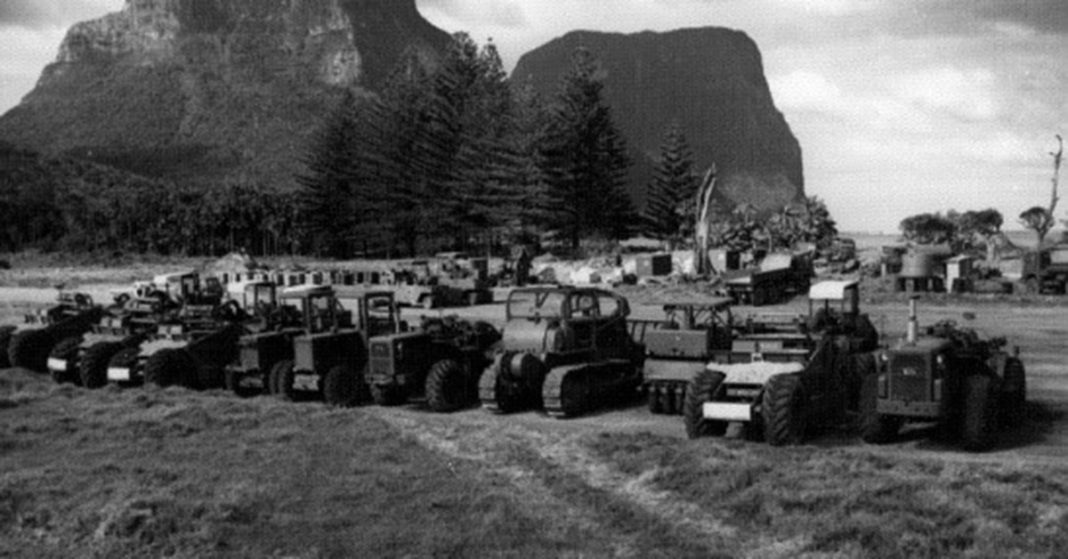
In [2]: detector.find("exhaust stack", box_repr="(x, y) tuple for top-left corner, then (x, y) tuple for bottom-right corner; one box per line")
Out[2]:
(906, 296), (919, 344)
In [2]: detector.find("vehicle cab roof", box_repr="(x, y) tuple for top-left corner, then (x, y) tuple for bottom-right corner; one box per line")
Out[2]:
(808, 279), (859, 301)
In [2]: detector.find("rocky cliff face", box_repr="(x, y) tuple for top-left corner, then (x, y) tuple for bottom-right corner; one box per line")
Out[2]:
(0, 0), (449, 188)
(512, 28), (804, 211)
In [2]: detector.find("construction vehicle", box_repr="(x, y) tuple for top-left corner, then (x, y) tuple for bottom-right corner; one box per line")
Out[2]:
(270, 286), (399, 404)
(104, 299), (247, 389)
(861, 298), (1026, 451)
(48, 292), (173, 387)
(642, 298), (735, 415)
(2, 290), (105, 372)
(684, 280), (880, 445)
(724, 252), (813, 306)
(244, 286), (400, 405)
(1020, 245), (1068, 294)
(366, 315), (501, 411)
(479, 286), (645, 418)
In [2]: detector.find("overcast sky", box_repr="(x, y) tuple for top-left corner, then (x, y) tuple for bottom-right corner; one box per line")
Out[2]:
(1, 0), (1066, 233)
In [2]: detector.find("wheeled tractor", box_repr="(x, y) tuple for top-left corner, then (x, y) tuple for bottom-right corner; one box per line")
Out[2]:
(2, 289), (104, 372)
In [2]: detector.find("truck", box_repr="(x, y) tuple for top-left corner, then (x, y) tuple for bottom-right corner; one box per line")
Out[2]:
(1020, 245), (1068, 294)
(366, 315), (501, 411)
(642, 298), (735, 415)
(861, 298), (1026, 451)
(683, 280), (880, 445)
(479, 286), (645, 418)
(723, 252), (813, 307)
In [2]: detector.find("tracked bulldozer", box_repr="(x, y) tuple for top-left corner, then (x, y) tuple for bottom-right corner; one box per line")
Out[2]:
(479, 286), (645, 418)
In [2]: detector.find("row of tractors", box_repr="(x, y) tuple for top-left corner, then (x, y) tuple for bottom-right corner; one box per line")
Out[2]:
(1, 272), (1026, 452)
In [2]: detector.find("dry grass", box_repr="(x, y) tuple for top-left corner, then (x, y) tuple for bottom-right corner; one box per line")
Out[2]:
(588, 432), (1068, 558)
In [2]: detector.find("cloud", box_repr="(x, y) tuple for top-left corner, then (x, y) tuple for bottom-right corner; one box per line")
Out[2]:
(770, 0), (880, 16)
(418, 0), (526, 29)
(891, 67), (998, 121)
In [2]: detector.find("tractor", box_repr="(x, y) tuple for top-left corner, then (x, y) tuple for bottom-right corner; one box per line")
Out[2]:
(104, 298), (247, 389)
(479, 286), (645, 418)
(247, 286), (401, 405)
(683, 280), (880, 445)
(48, 292), (174, 387)
(861, 298), (1026, 451)
(641, 298), (735, 415)
(2, 289), (105, 372)
(366, 315), (501, 411)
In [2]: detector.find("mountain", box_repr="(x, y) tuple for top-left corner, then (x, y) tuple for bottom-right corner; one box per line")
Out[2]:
(512, 27), (804, 212)
(0, 0), (450, 190)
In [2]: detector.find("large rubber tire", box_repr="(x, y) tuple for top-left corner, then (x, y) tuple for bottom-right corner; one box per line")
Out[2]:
(683, 370), (728, 439)
(426, 359), (468, 412)
(80, 342), (121, 389)
(49, 336), (83, 385)
(225, 368), (259, 398)
(1000, 358), (1027, 428)
(962, 374), (998, 452)
(371, 383), (406, 406)
(762, 374), (806, 446)
(106, 347), (141, 385)
(9, 329), (54, 373)
(272, 360), (297, 401)
(0, 325), (15, 368)
(323, 365), (358, 407)
(647, 385), (663, 414)
(145, 349), (197, 389)
(196, 363), (224, 391)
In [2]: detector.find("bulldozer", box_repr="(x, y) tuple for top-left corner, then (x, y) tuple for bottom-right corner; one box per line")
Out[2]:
(366, 315), (501, 411)
(642, 298), (735, 415)
(683, 280), (880, 445)
(2, 289), (105, 372)
(861, 298), (1026, 451)
(479, 286), (645, 418)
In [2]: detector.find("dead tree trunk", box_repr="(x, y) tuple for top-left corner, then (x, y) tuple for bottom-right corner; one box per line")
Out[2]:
(693, 165), (718, 276)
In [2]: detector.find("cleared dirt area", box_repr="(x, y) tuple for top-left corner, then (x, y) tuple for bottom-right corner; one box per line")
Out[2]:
(2, 271), (1068, 557)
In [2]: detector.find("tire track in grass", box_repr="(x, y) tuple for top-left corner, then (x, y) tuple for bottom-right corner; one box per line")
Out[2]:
(377, 408), (736, 557)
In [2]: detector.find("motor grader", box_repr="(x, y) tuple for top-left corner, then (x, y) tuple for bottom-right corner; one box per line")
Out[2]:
(642, 298), (736, 415)
(683, 280), (880, 445)
(254, 286), (402, 405)
(366, 315), (501, 411)
(2, 289), (105, 372)
(861, 298), (1026, 451)
(479, 286), (645, 418)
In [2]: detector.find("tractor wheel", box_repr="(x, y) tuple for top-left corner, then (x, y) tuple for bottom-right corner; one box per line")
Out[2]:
(9, 329), (54, 373)
(0, 325), (15, 368)
(659, 385), (675, 414)
(225, 369), (258, 398)
(145, 349), (196, 389)
(683, 370), (728, 439)
(1000, 358), (1027, 428)
(647, 385), (663, 414)
(860, 412), (901, 444)
(762, 374), (806, 446)
(80, 342), (121, 389)
(371, 384), (406, 406)
(962, 374), (998, 452)
(673, 384), (686, 414)
(196, 364), (224, 391)
(105, 347), (141, 386)
(49, 336), (83, 385)
(271, 360), (296, 401)
(426, 359), (469, 412)
(323, 365), (358, 407)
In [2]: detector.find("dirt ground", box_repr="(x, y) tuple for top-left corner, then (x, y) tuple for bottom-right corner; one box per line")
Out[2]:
(2, 273), (1068, 557)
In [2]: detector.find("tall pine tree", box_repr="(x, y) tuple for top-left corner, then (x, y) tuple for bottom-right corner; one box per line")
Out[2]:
(540, 48), (634, 249)
(643, 123), (697, 247)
